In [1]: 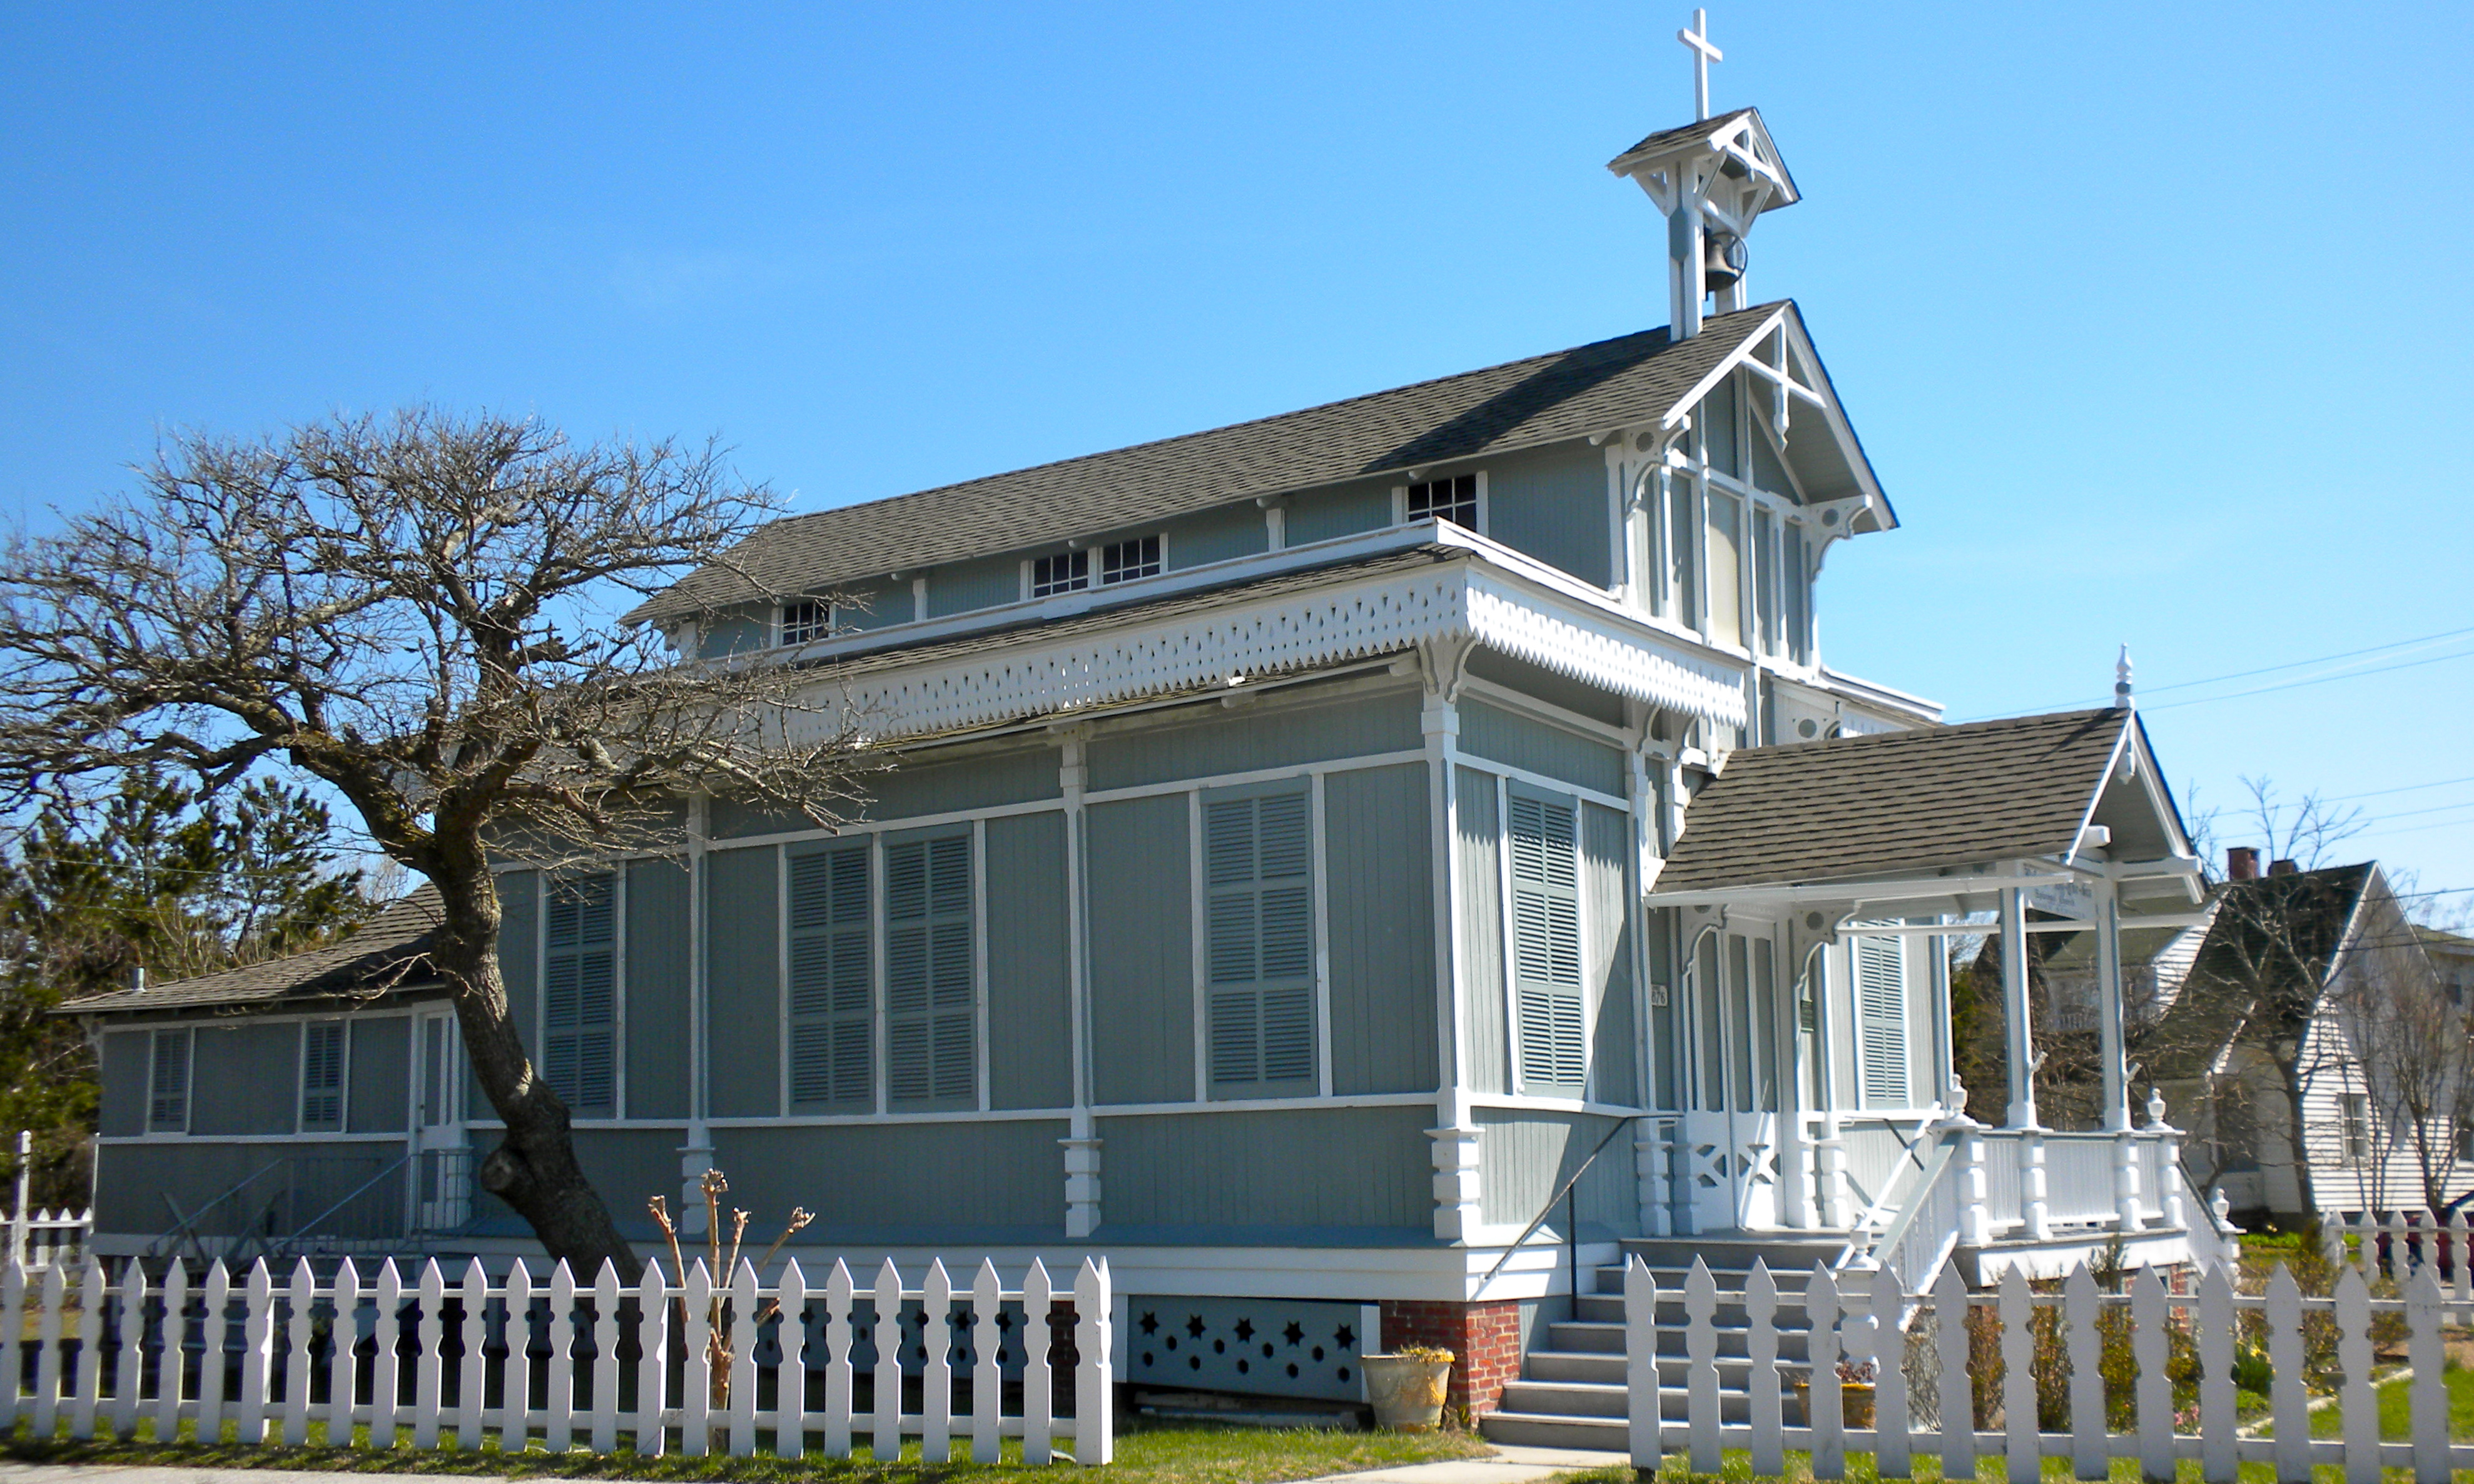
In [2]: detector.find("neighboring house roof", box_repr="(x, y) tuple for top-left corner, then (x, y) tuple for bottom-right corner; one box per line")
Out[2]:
(2139, 864), (2376, 1082)
(633, 301), (1797, 625)
(1653, 709), (2139, 894)
(59, 887), (444, 1014)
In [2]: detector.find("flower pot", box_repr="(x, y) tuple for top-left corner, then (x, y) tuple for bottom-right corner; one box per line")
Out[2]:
(1362, 1354), (1454, 1431)
(1790, 1378), (1877, 1428)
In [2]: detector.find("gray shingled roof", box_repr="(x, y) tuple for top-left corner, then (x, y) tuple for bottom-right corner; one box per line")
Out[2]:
(1655, 709), (2132, 894)
(1607, 108), (1761, 169)
(61, 887), (444, 1014)
(633, 303), (1790, 625)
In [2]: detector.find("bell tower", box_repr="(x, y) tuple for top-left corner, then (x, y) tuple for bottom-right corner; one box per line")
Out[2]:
(1605, 10), (1799, 340)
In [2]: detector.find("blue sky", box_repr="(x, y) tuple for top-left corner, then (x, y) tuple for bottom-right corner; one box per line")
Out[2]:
(3, 3), (2469, 901)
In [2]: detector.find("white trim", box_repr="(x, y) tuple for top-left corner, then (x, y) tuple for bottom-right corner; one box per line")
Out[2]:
(973, 816), (991, 1114)
(1311, 770), (1333, 1099)
(1496, 773), (1519, 1095)
(1456, 674), (1634, 749)
(869, 830), (888, 1115)
(775, 842), (793, 1116)
(101, 1131), (409, 1148)
(295, 1018), (350, 1136)
(97, 1007), (418, 1033)
(1449, 754), (1630, 815)
(1188, 789), (1208, 1104)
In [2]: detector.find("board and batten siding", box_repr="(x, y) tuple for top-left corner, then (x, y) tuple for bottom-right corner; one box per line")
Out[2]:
(1583, 802), (1638, 1105)
(1282, 477), (1394, 548)
(1087, 793), (1194, 1105)
(626, 856), (693, 1119)
(1097, 1107), (1433, 1233)
(986, 810), (1073, 1111)
(1456, 768), (1509, 1096)
(469, 1127), (681, 1232)
(1485, 442), (1615, 588)
(1162, 503), (1269, 570)
(1458, 700), (1626, 798)
(97, 1031), (148, 1138)
(708, 742), (1058, 839)
(1325, 764), (1437, 1096)
(1085, 688), (1421, 794)
(348, 1016), (410, 1133)
(188, 1023), (300, 1136)
(1475, 1109), (1641, 1236)
(704, 844), (781, 1118)
(95, 1138), (401, 1239)
(716, 1120), (1066, 1237)
(923, 553), (1023, 619)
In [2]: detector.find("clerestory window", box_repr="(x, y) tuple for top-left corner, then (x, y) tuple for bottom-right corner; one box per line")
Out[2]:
(1031, 551), (1089, 598)
(1100, 534), (1162, 584)
(1407, 473), (1479, 530)
(779, 597), (830, 647)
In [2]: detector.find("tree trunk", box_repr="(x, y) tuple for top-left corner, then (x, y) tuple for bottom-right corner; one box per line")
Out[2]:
(430, 862), (644, 1284)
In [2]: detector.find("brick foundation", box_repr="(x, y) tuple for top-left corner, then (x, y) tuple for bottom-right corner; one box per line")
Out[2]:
(1377, 1299), (1525, 1416)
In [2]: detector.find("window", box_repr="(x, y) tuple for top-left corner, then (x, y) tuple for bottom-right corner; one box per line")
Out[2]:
(300, 1021), (347, 1132)
(1031, 551), (1088, 597)
(789, 844), (873, 1110)
(1855, 932), (1909, 1108)
(1753, 509), (1781, 657)
(148, 1027), (191, 1133)
(1205, 790), (1316, 1094)
(1407, 474), (1479, 529)
(2457, 1114), (2473, 1163)
(1783, 524), (1810, 664)
(779, 597), (829, 647)
(1510, 793), (1584, 1091)
(1665, 477), (1698, 625)
(2342, 1093), (2371, 1162)
(885, 835), (975, 1106)
(1100, 535), (1162, 584)
(1705, 490), (1743, 648)
(543, 874), (617, 1116)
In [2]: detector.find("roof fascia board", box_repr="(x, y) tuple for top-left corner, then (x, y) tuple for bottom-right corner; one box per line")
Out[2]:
(2064, 715), (2135, 865)
(1648, 864), (2079, 910)
(1656, 306), (1894, 533)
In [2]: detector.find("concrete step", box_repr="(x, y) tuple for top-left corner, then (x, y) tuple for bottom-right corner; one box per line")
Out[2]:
(1478, 1410), (1630, 1450)
(1498, 1379), (1628, 1418)
(1576, 1290), (1812, 1325)
(1600, 1263), (1826, 1293)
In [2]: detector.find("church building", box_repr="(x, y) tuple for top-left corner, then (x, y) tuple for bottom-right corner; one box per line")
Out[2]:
(68, 20), (2226, 1441)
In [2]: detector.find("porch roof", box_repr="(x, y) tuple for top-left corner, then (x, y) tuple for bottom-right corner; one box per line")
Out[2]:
(58, 887), (444, 1015)
(1653, 708), (2177, 895)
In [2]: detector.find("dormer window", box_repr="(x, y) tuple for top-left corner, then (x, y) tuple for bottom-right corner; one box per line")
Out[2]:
(1407, 473), (1479, 530)
(1101, 535), (1162, 584)
(1031, 551), (1088, 598)
(779, 597), (829, 647)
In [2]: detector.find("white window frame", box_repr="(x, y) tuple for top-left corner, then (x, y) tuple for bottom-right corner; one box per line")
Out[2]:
(1195, 780), (1321, 1101)
(1852, 927), (1912, 1110)
(1395, 470), (1487, 535)
(783, 839), (876, 1114)
(778, 597), (831, 647)
(1505, 781), (1588, 1096)
(297, 1019), (350, 1134)
(882, 828), (979, 1109)
(1026, 550), (1090, 598)
(2342, 1092), (2371, 1163)
(147, 1026), (193, 1134)
(1099, 533), (1164, 585)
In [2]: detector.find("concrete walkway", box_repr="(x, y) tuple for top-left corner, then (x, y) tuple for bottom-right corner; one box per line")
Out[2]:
(0, 1444), (1633, 1484)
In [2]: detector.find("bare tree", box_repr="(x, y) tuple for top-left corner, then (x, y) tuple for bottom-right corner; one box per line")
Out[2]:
(2327, 884), (2473, 1211)
(0, 408), (870, 1278)
(2236, 775), (2366, 872)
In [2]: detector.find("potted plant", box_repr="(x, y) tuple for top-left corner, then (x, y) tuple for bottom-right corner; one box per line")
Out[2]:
(1789, 1358), (1878, 1428)
(1362, 1344), (1456, 1431)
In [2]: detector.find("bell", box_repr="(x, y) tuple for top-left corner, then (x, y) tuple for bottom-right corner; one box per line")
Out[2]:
(1703, 231), (1748, 291)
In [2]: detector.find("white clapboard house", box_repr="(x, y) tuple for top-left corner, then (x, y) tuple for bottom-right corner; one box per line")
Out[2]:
(66, 58), (2231, 1441)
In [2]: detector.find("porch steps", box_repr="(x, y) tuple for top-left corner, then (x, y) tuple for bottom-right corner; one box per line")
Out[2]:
(1478, 1236), (1843, 1451)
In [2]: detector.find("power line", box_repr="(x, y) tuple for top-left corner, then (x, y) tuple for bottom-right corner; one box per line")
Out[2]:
(1955, 622), (2474, 721)
(2144, 645), (2474, 711)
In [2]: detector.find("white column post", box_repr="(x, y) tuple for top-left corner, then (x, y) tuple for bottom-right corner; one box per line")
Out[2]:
(1422, 662), (1484, 1243)
(1957, 1119), (1992, 1249)
(10, 1130), (28, 1268)
(1810, 937), (1853, 1229)
(2152, 1090), (2186, 1231)
(2020, 1126), (2051, 1241)
(2000, 885), (2036, 1129)
(2096, 879), (2131, 1132)
(681, 795), (714, 1233)
(1060, 731), (1102, 1238)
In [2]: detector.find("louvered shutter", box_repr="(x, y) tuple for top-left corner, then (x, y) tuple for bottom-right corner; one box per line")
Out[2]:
(544, 874), (618, 1115)
(148, 1027), (190, 1132)
(886, 834), (975, 1106)
(300, 1022), (347, 1131)
(1204, 791), (1316, 1093)
(1854, 931), (1909, 1108)
(1511, 794), (1586, 1090)
(789, 845), (873, 1109)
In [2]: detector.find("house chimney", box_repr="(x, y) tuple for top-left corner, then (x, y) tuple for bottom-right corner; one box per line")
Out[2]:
(2269, 858), (2299, 877)
(2227, 847), (2260, 882)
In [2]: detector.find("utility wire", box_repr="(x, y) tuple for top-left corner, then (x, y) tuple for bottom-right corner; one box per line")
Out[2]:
(1955, 622), (2474, 721)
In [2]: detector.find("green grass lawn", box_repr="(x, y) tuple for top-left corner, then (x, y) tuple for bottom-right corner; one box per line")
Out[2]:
(0, 1417), (1491, 1484)
(2298, 1360), (2474, 1440)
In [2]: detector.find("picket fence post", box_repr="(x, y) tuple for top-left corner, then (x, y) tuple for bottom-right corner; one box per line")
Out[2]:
(1624, 1255), (1658, 1470)
(635, 1258), (670, 1456)
(823, 1258), (854, 1458)
(726, 1258), (759, 1456)
(0, 1261), (24, 1430)
(1745, 1261), (1782, 1480)
(2336, 1266), (2376, 1484)
(113, 1258), (145, 1439)
(198, 1259), (230, 1443)
(283, 1258), (317, 1445)
(2063, 1261), (2104, 1478)
(236, 1259), (271, 1443)
(2267, 1263), (2309, 1483)
(971, 1258), (1003, 1463)
(2407, 1264), (2447, 1484)
(457, 1259), (488, 1450)
(680, 1259), (711, 1456)
(328, 1259), (358, 1449)
(1022, 1257), (1053, 1466)
(870, 1259), (902, 1462)
(774, 1258), (808, 1460)
(1806, 1264), (1843, 1481)
(2197, 1262), (2238, 1483)
(71, 1256), (104, 1439)
(1997, 1266), (2035, 1484)
(2132, 1265), (2171, 1482)
(1074, 1256), (1114, 1466)
(1934, 1263), (1972, 1484)
(158, 1259), (189, 1445)
(1869, 1265), (1906, 1478)
(922, 1258), (953, 1463)
(1683, 1257), (1719, 1474)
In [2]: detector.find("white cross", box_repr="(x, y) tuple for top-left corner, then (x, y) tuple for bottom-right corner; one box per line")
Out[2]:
(1677, 8), (1723, 122)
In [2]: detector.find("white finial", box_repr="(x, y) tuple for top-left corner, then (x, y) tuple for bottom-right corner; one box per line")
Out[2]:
(2113, 644), (2134, 710)
(1678, 9), (1723, 122)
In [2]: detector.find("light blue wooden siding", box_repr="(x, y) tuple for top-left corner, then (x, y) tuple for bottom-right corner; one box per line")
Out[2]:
(866, 745), (1058, 821)
(1488, 443), (1611, 587)
(1464, 649), (1629, 727)
(1583, 803), (1637, 1106)
(1456, 768), (1509, 1094)
(699, 606), (770, 658)
(98, 1031), (147, 1137)
(348, 1015), (410, 1133)
(1475, 1109), (1640, 1236)
(1098, 1107), (1432, 1233)
(1088, 687), (1422, 792)
(705, 845), (781, 1117)
(716, 1120), (1066, 1238)
(834, 578), (910, 632)
(94, 1138), (403, 1241)
(627, 857), (692, 1119)
(986, 810), (1073, 1110)
(1326, 764), (1436, 1096)
(1284, 477), (1394, 547)
(925, 554), (1021, 618)
(1164, 503), (1269, 569)
(188, 1024), (299, 1136)
(1459, 700), (1625, 797)
(1087, 795), (1192, 1105)
(1645, 908), (1678, 1109)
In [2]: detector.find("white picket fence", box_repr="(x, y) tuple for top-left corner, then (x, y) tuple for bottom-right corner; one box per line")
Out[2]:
(1626, 1254), (2474, 1483)
(2321, 1208), (2469, 1283)
(5, 1131), (88, 1272)
(0, 1253), (1113, 1465)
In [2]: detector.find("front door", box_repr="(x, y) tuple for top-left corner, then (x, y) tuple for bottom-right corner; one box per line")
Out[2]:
(1681, 925), (1784, 1231)
(411, 1009), (470, 1232)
